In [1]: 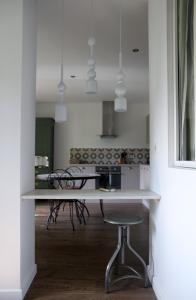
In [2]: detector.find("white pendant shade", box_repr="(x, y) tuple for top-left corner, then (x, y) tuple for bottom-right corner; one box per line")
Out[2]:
(55, 102), (67, 123)
(114, 96), (127, 112)
(86, 78), (97, 94)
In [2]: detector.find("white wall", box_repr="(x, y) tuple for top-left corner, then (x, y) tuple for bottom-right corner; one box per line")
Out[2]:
(36, 101), (149, 167)
(148, 1), (196, 299)
(0, 1), (36, 299)
(20, 0), (37, 297)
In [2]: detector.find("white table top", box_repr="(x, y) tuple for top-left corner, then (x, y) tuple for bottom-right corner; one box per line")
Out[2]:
(22, 189), (161, 201)
(36, 173), (100, 180)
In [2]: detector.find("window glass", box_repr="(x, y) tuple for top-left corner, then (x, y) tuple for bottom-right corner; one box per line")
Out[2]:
(176, 0), (195, 161)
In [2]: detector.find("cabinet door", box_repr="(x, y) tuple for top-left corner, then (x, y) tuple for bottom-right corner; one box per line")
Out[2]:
(80, 166), (95, 189)
(140, 165), (150, 189)
(121, 166), (139, 189)
(35, 166), (50, 189)
(35, 118), (54, 189)
(35, 118), (54, 170)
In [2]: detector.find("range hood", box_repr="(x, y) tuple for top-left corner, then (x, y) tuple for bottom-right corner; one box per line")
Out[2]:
(100, 101), (117, 138)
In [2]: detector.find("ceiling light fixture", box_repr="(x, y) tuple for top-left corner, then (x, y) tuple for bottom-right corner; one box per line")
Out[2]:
(55, 0), (67, 123)
(114, 3), (127, 112)
(132, 48), (139, 53)
(86, 0), (97, 94)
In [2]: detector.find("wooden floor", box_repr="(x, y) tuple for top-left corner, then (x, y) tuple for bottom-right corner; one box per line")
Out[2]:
(25, 202), (156, 300)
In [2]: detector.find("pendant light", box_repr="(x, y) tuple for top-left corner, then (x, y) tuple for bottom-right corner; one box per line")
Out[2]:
(114, 4), (127, 112)
(55, 0), (67, 122)
(86, 0), (97, 94)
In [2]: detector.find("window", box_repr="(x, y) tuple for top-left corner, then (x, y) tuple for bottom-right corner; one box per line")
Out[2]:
(169, 0), (196, 168)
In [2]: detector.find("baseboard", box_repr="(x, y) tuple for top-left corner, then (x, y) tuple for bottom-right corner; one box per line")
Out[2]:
(152, 276), (168, 300)
(147, 264), (154, 284)
(0, 290), (22, 300)
(85, 199), (142, 204)
(22, 264), (37, 298)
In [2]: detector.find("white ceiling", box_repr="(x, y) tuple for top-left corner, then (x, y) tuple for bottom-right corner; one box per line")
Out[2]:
(36, 0), (148, 103)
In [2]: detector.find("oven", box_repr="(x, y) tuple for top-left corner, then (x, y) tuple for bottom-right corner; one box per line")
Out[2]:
(95, 166), (121, 189)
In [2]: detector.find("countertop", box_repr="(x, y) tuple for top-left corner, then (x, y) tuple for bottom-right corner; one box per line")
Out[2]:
(69, 164), (150, 167)
(22, 188), (160, 201)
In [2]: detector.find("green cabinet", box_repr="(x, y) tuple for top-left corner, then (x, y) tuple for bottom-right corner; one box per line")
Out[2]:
(35, 118), (54, 189)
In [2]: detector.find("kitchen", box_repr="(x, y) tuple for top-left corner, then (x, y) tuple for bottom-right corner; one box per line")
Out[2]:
(35, 0), (150, 198)
(35, 102), (150, 192)
(31, 0), (153, 297)
(3, 0), (196, 299)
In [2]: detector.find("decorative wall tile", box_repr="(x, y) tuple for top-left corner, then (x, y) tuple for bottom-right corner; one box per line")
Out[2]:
(70, 148), (149, 165)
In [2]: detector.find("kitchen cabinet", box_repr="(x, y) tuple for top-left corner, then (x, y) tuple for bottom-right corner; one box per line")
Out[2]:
(74, 165), (96, 189)
(139, 165), (150, 189)
(121, 165), (139, 189)
(35, 118), (54, 189)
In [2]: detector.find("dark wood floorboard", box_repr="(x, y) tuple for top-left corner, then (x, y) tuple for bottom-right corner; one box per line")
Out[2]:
(25, 202), (156, 300)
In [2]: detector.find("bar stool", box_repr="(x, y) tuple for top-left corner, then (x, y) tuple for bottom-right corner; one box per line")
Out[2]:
(104, 216), (149, 293)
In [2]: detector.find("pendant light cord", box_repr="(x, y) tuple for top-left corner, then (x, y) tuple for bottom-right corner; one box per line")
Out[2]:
(119, 4), (122, 70)
(90, 0), (94, 38)
(60, 0), (64, 82)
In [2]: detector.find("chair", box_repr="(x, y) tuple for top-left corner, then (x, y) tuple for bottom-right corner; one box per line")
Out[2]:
(104, 216), (149, 293)
(66, 166), (104, 218)
(64, 166), (90, 219)
(46, 168), (89, 231)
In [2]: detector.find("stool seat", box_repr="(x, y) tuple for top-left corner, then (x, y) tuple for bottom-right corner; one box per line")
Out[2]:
(104, 216), (143, 226)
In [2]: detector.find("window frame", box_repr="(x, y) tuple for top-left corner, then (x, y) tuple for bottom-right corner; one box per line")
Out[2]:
(168, 0), (196, 169)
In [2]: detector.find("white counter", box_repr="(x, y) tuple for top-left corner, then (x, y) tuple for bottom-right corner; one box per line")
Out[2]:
(69, 164), (144, 167)
(22, 189), (160, 201)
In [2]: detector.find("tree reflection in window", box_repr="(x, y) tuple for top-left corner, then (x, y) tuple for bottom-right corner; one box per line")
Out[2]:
(177, 0), (195, 160)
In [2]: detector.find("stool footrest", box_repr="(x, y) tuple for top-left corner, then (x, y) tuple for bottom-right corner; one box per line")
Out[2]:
(112, 274), (143, 286)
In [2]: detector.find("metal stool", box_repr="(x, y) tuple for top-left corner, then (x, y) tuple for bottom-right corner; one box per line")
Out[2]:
(104, 216), (149, 293)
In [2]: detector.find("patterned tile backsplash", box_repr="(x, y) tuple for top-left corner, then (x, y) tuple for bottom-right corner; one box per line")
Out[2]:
(70, 148), (149, 165)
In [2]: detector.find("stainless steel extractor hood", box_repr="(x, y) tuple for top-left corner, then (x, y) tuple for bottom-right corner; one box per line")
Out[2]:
(100, 101), (117, 138)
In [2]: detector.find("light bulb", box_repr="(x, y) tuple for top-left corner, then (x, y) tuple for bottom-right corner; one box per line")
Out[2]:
(86, 78), (97, 94)
(57, 80), (66, 95)
(88, 37), (96, 47)
(114, 96), (127, 112)
(115, 83), (127, 97)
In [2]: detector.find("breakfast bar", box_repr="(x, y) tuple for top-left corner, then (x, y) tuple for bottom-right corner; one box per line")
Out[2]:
(22, 189), (161, 201)
(22, 188), (160, 292)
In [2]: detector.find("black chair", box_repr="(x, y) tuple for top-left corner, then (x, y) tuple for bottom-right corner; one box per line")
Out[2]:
(64, 166), (90, 219)
(46, 168), (89, 231)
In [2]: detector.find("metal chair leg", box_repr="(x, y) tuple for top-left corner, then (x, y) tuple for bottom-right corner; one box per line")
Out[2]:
(83, 199), (90, 217)
(69, 202), (75, 231)
(100, 199), (104, 218)
(76, 200), (89, 220)
(47, 200), (62, 229)
(76, 200), (86, 224)
(74, 201), (82, 224)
